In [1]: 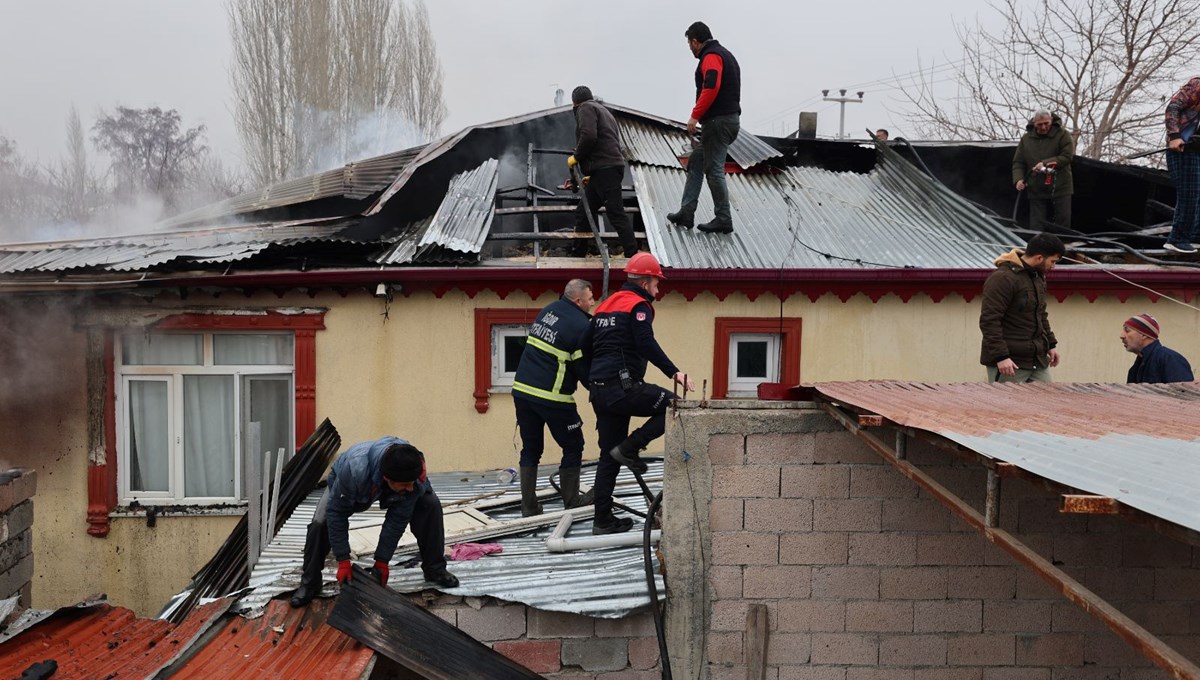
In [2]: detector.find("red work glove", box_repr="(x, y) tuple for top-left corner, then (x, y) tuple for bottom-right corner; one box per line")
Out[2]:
(370, 560), (390, 586)
(336, 559), (353, 584)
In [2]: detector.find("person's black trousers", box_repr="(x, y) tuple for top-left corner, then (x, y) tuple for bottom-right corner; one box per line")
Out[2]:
(515, 396), (585, 469)
(574, 165), (637, 257)
(589, 381), (673, 519)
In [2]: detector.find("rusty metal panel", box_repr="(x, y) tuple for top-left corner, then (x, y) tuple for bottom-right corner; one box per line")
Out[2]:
(813, 381), (1200, 533)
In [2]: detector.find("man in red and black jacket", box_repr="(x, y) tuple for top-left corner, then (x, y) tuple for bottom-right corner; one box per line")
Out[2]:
(667, 21), (741, 234)
(583, 253), (695, 534)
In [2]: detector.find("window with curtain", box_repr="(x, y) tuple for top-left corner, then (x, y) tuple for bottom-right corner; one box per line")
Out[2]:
(118, 331), (294, 504)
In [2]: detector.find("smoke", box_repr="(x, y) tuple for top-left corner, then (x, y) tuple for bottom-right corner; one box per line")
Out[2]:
(308, 105), (427, 174)
(4, 191), (169, 244)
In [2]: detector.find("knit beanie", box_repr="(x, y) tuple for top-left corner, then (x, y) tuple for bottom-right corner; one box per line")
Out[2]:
(381, 443), (425, 482)
(571, 86), (593, 105)
(1124, 313), (1160, 340)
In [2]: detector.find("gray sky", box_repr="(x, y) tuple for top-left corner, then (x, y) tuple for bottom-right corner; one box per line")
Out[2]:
(0, 0), (990, 171)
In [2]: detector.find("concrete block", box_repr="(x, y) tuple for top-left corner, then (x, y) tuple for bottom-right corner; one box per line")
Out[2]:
(946, 633), (1016, 665)
(427, 607), (456, 627)
(0, 502), (33, 544)
(879, 633), (947, 665)
(562, 638), (628, 672)
(983, 600), (1052, 633)
(1155, 567), (1200, 600)
(845, 670), (915, 680)
(780, 533), (849, 566)
(913, 600), (982, 633)
(595, 671), (660, 680)
(743, 565), (812, 599)
(713, 466), (781, 498)
(879, 567), (947, 600)
(1119, 601), (1190, 636)
(1051, 534), (1121, 568)
(1014, 569), (1060, 600)
(708, 433), (746, 465)
(747, 432), (815, 465)
(709, 498), (743, 532)
(775, 600), (846, 632)
(456, 603), (526, 641)
(782, 466), (850, 499)
(1049, 602), (1106, 634)
(765, 632), (813, 663)
(712, 532), (778, 565)
(711, 601), (749, 631)
(810, 633), (879, 665)
(1122, 535), (1193, 568)
(848, 534), (916, 566)
(1083, 631), (1153, 667)
(813, 499), (881, 532)
(915, 671), (982, 680)
(850, 466), (918, 499)
(708, 565), (743, 600)
(812, 566), (879, 599)
(1017, 497), (1089, 534)
(627, 636), (659, 670)
(595, 611), (656, 638)
(0, 470), (35, 514)
(777, 668), (845, 680)
(706, 631), (744, 663)
(0, 554), (32, 604)
(945, 566), (1017, 599)
(881, 498), (950, 532)
(493, 639), (562, 673)
(844, 601), (913, 633)
(982, 670), (1050, 680)
(916, 534), (988, 566)
(0, 530), (32, 573)
(1016, 633), (1085, 666)
(813, 431), (879, 465)
(711, 668), (780, 680)
(744, 499), (813, 532)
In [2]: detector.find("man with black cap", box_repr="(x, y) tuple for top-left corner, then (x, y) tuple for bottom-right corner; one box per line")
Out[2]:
(290, 437), (458, 608)
(1121, 313), (1194, 383)
(567, 85), (638, 258)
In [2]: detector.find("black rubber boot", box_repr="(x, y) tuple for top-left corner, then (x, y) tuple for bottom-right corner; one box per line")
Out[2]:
(667, 210), (694, 228)
(423, 567), (460, 589)
(558, 466), (593, 509)
(519, 466), (543, 517)
(697, 219), (734, 234)
(592, 514), (634, 535)
(609, 440), (649, 474)
(289, 522), (328, 608)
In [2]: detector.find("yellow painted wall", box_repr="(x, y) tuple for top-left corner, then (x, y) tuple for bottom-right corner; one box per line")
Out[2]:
(3, 284), (1198, 615)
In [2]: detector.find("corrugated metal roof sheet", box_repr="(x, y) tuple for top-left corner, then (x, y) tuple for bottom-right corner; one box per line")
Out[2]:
(407, 158), (499, 261)
(615, 113), (782, 170)
(635, 143), (1017, 269)
(0, 220), (357, 274)
(230, 462), (664, 619)
(812, 381), (1200, 533)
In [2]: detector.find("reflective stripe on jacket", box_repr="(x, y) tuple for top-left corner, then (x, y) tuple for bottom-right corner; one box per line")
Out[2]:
(512, 297), (591, 407)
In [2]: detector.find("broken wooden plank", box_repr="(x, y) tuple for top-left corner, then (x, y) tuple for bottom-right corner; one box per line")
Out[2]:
(746, 603), (769, 680)
(1061, 494), (1122, 515)
(330, 566), (545, 680)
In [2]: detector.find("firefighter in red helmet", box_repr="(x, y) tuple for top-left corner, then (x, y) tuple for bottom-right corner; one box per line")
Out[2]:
(582, 252), (695, 534)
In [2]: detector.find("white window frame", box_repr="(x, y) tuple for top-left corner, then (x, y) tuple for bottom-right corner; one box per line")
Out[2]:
(727, 333), (782, 398)
(116, 332), (295, 505)
(490, 324), (528, 392)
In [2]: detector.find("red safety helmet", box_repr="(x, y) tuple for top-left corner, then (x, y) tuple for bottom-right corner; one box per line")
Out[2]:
(625, 252), (666, 279)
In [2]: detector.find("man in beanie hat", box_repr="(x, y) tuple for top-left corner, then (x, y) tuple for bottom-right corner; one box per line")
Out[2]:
(567, 85), (638, 258)
(290, 437), (458, 608)
(1121, 313), (1194, 383)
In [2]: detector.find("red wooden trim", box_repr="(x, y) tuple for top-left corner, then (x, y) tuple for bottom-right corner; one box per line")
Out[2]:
(153, 311), (326, 331)
(473, 308), (539, 414)
(294, 329), (317, 445)
(88, 331), (118, 537)
(712, 317), (803, 399)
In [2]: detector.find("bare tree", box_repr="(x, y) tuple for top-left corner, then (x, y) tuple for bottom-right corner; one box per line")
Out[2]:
(0, 135), (55, 237)
(901, 0), (1200, 160)
(47, 105), (103, 224)
(92, 106), (208, 208)
(228, 0), (447, 186)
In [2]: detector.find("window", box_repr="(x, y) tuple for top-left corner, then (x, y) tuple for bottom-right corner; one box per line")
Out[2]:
(474, 309), (539, 413)
(117, 331), (294, 504)
(713, 318), (802, 399)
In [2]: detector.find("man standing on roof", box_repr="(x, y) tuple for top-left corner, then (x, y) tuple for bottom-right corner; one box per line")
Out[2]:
(667, 21), (741, 235)
(568, 86), (638, 259)
(979, 232), (1066, 383)
(1012, 110), (1075, 230)
(511, 278), (596, 517)
(1163, 76), (1200, 254)
(290, 437), (458, 608)
(1121, 313), (1194, 383)
(584, 253), (695, 534)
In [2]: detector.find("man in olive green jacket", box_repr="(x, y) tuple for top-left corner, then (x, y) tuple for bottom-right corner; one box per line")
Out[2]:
(1012, 111), (1074, 230)
(979, 233), (1066, 383)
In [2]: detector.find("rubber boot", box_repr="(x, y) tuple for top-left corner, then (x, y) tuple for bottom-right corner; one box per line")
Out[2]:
(520, 466), (543, 517)
(609, 439), (649, 473)
(289, 522), (328, 608)
(558, 466), (593, 509)
(592, 513), (634, 535)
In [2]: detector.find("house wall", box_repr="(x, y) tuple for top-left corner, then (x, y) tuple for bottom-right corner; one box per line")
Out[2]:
(0, 469), (36, 625)
(662, 403), (1200, 679)
(3, 285), (1197, 616)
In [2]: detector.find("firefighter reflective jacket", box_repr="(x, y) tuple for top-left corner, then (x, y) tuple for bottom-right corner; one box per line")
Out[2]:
(512, 296), (592, 407)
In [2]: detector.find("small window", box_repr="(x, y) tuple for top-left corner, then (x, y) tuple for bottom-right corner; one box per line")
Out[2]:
(728, 333), (781, 397)
(491, 325), (528, 390)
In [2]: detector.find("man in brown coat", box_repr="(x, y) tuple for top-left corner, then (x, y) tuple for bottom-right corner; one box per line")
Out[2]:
(979, 233), (1066, 382)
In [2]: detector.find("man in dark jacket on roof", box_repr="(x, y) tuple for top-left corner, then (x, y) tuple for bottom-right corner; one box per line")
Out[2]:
(512, 278), (596, 517)
(979, 232), (1066, 383)
(1012, 111), (1075, 230)
(1121, 313), (1194, 383)
(568, 86), (637, 259)
(289, 437), (458, 608)
(667, 21), (741, 235)
(1163, 76), (1200, 254)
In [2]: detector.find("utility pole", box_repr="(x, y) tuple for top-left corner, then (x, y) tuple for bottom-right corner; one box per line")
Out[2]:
(821, 89), (864, 139)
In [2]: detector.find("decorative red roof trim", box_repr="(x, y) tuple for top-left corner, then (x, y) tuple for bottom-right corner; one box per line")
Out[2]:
(473, 308), (539, 414)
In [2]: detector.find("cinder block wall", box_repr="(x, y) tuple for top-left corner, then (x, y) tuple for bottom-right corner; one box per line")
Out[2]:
(0, 469), (36, 626)
(663, 404), (1200, 679)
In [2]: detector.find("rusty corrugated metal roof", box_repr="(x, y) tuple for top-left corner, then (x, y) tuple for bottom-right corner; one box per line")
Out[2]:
(812, 380), (1200, 533)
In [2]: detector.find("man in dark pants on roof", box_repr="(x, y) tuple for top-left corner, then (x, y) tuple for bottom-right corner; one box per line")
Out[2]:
(568, 86), (638, 259)
(512, 278), (596, 517)
(1163, 76), (1200, 254)
(290, 437), (458, 608)
(1012, 110), (1074, 230)
(1121, 313), (1194, 383)
(667, 21), (741, 235)
(584, 253), (695, 534)
(979, 232), (1066, 383)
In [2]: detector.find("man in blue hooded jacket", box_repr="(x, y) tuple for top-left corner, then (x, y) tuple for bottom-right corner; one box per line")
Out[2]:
(290, 437), (458, 607)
